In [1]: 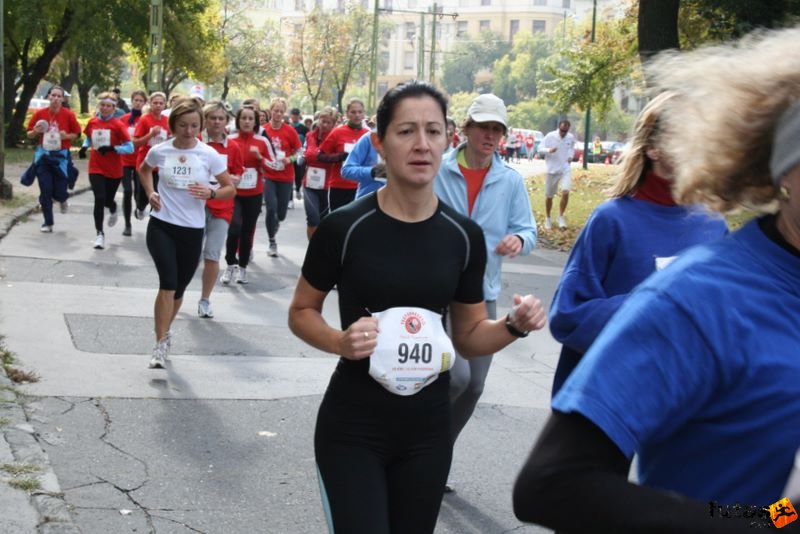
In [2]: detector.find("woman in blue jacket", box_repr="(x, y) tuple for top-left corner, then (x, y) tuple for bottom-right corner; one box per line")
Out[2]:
(433, 93), (538, 490)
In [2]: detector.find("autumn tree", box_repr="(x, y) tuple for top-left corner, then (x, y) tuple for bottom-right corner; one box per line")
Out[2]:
(441, 31), (510, 95)
(216, 0), (285, 101)
(288, 8), (335, 113)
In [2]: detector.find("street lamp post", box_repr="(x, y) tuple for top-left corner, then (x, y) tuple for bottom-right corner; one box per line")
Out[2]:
(582, 0), (597, 170)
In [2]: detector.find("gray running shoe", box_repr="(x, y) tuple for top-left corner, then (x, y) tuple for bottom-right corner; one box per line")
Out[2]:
(148, 341), (168, 369)
(40, 224), (53, 233)
(93, 232), (105, 250)
(122, 225), (132, 236)
(197, 299), (214, 318)
(236, 267), (248, 284)
(221, 265), (237, 284)
(134, 208), (145, 220)
(108, 209), (118, 227)
(268, 241), (278, 257)
(59, 200), (69, 214)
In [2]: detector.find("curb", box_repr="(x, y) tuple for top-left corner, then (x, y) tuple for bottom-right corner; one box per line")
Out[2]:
(1, 366), (81, 533)
(1, 189), (85, 531)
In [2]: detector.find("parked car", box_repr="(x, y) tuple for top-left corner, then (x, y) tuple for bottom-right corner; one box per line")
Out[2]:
(587, 141), (625, 163)
(514, 128), (544, 158)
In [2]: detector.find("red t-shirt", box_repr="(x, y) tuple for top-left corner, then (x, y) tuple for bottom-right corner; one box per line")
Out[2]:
(27, 107), (81, 150)
(458, 163), (490, 216)
(83, 116), (131, 179)
(119, 112), (142, 168)
(525, 135), (534, 149)
(228, 131), (272, 197)
(134, 113), (170, 169)
(319, 123), (369, 190)
(262, 123), (302, 184)
(206, 137), (244, 223)
(303, 128), (336, 189)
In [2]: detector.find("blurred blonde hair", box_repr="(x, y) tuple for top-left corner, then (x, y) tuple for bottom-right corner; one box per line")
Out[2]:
(606, 91), (674, 198)
(317, 106), (339, 123)
(648, 27), (800, 213)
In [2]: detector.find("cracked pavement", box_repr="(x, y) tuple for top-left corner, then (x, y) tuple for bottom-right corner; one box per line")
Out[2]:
(1, 158), (564, 533)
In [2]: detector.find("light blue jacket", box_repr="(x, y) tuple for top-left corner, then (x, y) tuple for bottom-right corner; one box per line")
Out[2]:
(341, 133), (384, 198)
(434, 147), (537, 300)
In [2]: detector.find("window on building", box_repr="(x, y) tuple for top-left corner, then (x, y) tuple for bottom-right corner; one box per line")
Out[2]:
(405, 21), (416, 40)
(295, 0), (303, 10)
(532, 20), (546, 33)
(383, 0), (392, 10)
(479, 19), (490, 32)
(510, 19), (520, 40)
(379, 51), (390, 75)
(337, 0), (345, 12)
(378, 82), (389, 99)
(456, 20), (468, 38)
(481, 0), (491, 5)
(534, 0), (546, 5)
(408, 0), (416, 7)
(314, 0), (322, 8)
(562, 0), (571, 8)
(404, 51), (416, 70)
(293, 23), (303, 35)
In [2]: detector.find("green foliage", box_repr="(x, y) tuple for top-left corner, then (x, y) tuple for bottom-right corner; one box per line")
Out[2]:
(490, 31), (555, 102)
(447, 92), (480, 127)
(507, 100), (560, 133)
(441, 32), (511, 95)
(538, 5), (639, 119)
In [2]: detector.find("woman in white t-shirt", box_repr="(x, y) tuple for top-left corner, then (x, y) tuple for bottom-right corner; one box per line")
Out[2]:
(138, 99), (236, 369)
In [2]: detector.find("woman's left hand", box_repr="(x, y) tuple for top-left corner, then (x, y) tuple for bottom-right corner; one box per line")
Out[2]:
(495, 234), (523, 258)
(509, 293), (547, 333)
(188, 183), (212, 200)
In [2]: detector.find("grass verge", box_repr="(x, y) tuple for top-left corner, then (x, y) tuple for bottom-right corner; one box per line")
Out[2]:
(0, 336), (39, 384)
(524, 164), (758, 251)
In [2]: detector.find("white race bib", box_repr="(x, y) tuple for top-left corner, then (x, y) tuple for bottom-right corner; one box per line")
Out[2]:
(369, 307), (455, 396)
(127, 126), (136, 138)
(344, 142), (355, 154)
(163, 154), (200, 189)
(239, 167), (258, 190)
(43, 128), (61, 151)
(306, 167), (326, 190)
(276, 149), (286, 161)
(91, 129), (111, 149)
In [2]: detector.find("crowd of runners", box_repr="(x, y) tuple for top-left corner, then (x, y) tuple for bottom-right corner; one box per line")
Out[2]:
(21, 25), (800, 534)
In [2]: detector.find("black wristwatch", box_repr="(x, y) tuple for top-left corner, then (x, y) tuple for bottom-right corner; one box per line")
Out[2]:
(505, 314), (529, 338)
(210, 189), (216, 199)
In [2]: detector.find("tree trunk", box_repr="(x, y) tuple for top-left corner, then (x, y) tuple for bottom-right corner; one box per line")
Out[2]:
(638, 0), (680, 63)
(5, 6), (75, 147)
(59, 60), (80, 102)
(78, 83), (92, 114)
(221, 74), (230, 102)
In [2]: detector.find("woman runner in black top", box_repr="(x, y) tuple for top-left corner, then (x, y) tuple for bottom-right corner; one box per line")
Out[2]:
(288, 81), (547, 534)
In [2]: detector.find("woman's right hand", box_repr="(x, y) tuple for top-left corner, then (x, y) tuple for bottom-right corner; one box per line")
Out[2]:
(150, 125), (161, 136)
(338, 317), (379, 360)
(249, 146), (263, 160)
(148, 191), (161, 211)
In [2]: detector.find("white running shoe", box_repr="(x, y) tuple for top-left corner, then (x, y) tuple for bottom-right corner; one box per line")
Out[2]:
(295, 189), (302, 200)
(59, 200), (69, 214)
(544, 217), (552, 230)
(134, 208), (145, 221)
(287, 199), (294, 209)
(558, 215), (567, 229)
(93, 232), (105, 250)
(148, 340), (168, 369)
(268, 241), (278, 257)
(197, 299), (214, 318)
(108, 209), (118, 227)
(40, 224), (53, 233)
(221, 265), (237, 284)
(236, 267), (248, 284)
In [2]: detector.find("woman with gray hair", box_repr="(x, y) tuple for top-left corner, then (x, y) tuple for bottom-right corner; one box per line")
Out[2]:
(514, 27), (800, 532)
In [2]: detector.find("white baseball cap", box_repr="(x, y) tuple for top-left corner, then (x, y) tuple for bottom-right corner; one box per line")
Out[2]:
(467, 93), (508, 128)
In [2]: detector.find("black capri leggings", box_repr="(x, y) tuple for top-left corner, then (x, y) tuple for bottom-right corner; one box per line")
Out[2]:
(225, 194), (262, 268)
(315, 366), (452, 534)
(89, 173), (122, 232)
(146, 217), (204, 300)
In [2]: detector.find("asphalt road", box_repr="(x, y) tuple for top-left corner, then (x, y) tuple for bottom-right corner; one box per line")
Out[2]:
(0, 159), (566, 534)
